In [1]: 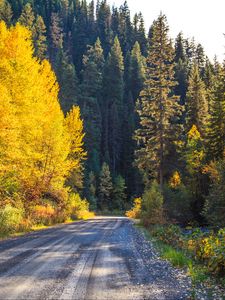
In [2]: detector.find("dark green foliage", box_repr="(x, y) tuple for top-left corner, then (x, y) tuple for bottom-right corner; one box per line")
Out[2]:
(164, 184), (193, 224)
(102, 37), (124, 173)
(133, 12), (148, 55)
(207, 64), (225, 160)
(174, 32), (189, 105)
(195, 43), (206, 75)
(50, 12), (63, 64)
(18, 3), (35, 31)
(72, 0), (91, 73)
(135, 14), (182, 189)
(0, 0), (12, 26)
(80, 38), (104, 175)
(112, 175), (127, 210)
(117, 1), (133, 54)
(203, 160), (225, 227)
(4, 0), (225, 225)
(121, 42), (145, 198)
(186, 63), (208, 136)
(33, 15), (47, 60)
(141, 181), (164, 225)
(98, 163), (113, 210)
(130, 41), (146, 101)
(202, 58), (215, 114)
(86, 171), (97, 210)
(96, 0), (112, 56)
(175, 32), (186, 63)
(56, 52), (79, 112)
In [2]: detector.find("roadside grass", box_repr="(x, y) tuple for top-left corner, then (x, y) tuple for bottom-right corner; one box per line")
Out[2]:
(159, 243), (191, 268)
(136, 224), (225, 300)
(0, 219), (83, 241)
(137, 225), (211, 284)
(137, 225), (193, 269)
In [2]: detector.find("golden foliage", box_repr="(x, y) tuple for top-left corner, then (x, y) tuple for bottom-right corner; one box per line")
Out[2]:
(126, 198), (142, 219)
(169, 171), (181, 188)
(0, 21), (88, 222)
(188, 124), (201, 140)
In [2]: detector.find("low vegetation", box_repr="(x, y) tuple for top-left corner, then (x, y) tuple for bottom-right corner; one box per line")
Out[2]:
(149, 225), (225, 277)
(125, 198), (142, 219)
(0, 22), (92, 238)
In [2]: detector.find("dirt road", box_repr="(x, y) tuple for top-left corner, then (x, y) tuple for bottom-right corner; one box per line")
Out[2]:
(0, 217), (191, 299)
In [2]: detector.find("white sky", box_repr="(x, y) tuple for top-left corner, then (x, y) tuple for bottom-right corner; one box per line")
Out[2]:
(109, 0), (225, 61)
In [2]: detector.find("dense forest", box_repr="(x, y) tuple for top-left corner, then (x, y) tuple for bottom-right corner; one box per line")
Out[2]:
(0, 0), (225, 229)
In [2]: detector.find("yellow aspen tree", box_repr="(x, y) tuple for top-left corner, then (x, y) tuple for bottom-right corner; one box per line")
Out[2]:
(0, 21), (73, 203)
(65, 106), (86, 191)
(0, 84), (19, 189)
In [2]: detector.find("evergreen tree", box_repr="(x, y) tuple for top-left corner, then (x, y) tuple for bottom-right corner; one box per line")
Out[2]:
(174, 59), (189, 105)
(96, 0), (112, 55)
(136, 12), (148, 55)
(130, 41), (146, 101)
(184, 125), (206, 220)
(122, 42), (145, 197)
(185, 38), (196, 64)
(203, 159), (225, 227)
(98, 162), (113, 210)
(86, 171), (97, 209)
(175, 32), (186, 62)
(80, 38), (104, 175)
(133, 12), (148, 55)
(195, 43), (205, 75)
(135, 14), (182, 189)
(102, 36), (124, 173)
(111, 6), (119, 36)
(186, 63), (208, 136)
(202, 58), (215, 114)
(208, 64), (225, 159)
(72, 0), (90, 74)
(56, 52), (79, 113)
(118, 1), (133, 54)
(174, 32), (189, 105)
(18, 3), (35, 34)
(50, 12), (63, 64)
(112, 175), (127, 210)
(0, 0), (12, 26)
(33, 15), (47, 60)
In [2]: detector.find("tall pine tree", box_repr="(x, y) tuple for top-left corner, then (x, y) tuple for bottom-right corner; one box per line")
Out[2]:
(135, 14), (182, 189)
(80, 38), (104, 175)
(98, 162), (113, 210)
(208, 63), (225, 159)
(102, 36), (124, 174)
(186, 62), (208, 136)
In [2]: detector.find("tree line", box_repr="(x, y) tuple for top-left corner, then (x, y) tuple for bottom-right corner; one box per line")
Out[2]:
(0, 0), (224, 226)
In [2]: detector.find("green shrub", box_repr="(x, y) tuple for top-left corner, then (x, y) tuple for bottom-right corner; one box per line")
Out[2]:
(163, 184), (193, 224)
(150, 224), (225, 277)
(187, 228), (225, 277)
(160, 244), (191, 268)
(151, 224), (183, 248)
(67, 193), (94, 220)
(202, 160), (225, 227)
(0, 204), (24, 235)
(141, 181), (165, 226)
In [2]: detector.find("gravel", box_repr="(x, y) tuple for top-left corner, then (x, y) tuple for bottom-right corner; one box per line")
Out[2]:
(0, 217), (196, 299)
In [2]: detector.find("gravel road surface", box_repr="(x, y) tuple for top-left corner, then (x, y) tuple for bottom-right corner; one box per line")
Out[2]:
(0, 217), (192, 300)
